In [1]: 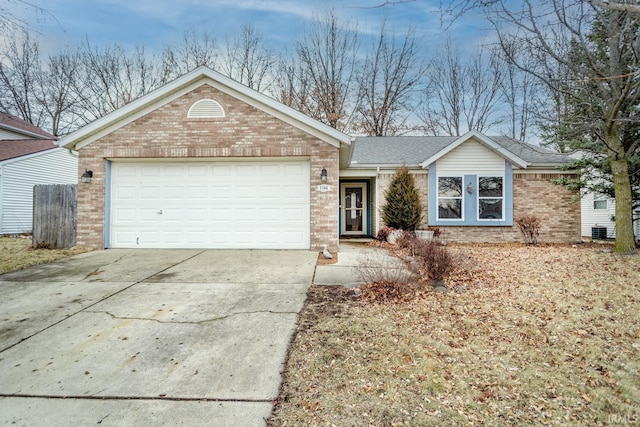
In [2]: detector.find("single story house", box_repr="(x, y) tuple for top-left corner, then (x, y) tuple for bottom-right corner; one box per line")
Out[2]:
(59, 66), (580, 251)
(0, 113), (78, 235)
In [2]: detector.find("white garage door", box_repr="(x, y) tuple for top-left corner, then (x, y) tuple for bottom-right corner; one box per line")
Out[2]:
(109, 160), (310, 249)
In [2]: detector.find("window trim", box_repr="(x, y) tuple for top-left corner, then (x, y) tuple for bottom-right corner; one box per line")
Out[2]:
(593, 198), (608, 210)
(477, 175), (504, 221)
(427, 162), (513, 227)
(437, 175), (464, 221)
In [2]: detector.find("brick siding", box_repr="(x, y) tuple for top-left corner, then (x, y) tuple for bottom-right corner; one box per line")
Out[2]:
(76, 84), (339, 251)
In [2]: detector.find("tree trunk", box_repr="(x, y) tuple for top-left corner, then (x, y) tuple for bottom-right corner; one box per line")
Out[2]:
(610, 157), (636, 253)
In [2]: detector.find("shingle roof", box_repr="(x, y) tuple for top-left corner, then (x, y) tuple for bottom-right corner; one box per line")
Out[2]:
(348, 134), (570, 168)
(0, 139), (57, 162)
(0, 112), (55, 139)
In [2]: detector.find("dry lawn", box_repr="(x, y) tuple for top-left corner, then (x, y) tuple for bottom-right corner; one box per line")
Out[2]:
(0, 236), (87, 274)
(271, 243), (640, 426)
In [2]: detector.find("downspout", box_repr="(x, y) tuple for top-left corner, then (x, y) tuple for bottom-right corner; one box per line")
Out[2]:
(375, 166), (380, 237)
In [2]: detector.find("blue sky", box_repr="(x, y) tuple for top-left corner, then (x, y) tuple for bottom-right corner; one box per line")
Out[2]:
(10, 0), (493, 54)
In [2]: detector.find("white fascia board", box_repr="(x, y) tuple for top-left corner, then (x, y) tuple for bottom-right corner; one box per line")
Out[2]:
(339, 169), (378, 178)
(347, 163), (422, 169)
(419, 130), (529, 169)
(520, 164), (573, 171)
(0, 124), (53, 140)
(60, 66), (350, 151)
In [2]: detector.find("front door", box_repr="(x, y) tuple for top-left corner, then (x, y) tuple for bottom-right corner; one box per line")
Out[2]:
(341, 183), (367, 235)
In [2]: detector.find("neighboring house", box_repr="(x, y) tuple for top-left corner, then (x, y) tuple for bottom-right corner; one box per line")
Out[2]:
(581, 191), (617, 240)
(0, 113), (78, 235)
(59, 66), (580, 251)
(580, 192), (640, 241)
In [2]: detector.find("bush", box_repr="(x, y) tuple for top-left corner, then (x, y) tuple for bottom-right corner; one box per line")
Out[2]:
(381, 167), (423, 231)
(406, 237), (453, 282)
(515, 214), (541, 245)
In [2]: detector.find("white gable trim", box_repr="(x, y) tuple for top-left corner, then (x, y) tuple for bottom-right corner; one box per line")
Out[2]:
(59, 66), (350, 151)
(419, 130), (529, 169)
(0, 123), (53, 140)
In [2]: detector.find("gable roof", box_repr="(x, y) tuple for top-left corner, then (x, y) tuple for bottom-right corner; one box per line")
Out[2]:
(0, 112), (55, 140)
(419, 131), (528, 169)
(0, 139), (58, 162)
(348, 131), (570, 169)
(59, 66), (351, 151)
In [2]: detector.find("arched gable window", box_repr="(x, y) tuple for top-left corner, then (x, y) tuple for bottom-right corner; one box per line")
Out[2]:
(187, 99), (225, 118)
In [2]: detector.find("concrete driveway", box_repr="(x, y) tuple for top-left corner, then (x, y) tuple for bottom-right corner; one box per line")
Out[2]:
(0, 249), (317, 426)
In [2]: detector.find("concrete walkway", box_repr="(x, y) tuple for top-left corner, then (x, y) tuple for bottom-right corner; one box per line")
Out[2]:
(0, 249), (317, 426)
(313, 241), (406, 288)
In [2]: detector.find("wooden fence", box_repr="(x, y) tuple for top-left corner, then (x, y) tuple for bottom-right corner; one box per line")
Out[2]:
(32, 184), (77, 249)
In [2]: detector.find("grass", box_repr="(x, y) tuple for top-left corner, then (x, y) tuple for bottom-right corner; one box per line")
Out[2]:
(270, 243), (640, 426)
(0, 236), (87, 274)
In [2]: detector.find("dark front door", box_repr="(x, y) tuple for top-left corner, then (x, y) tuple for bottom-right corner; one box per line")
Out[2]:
(341, 183), (367, 235)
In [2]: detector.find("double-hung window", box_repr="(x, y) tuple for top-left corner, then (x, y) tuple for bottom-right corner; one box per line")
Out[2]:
(438, 176), (463, 219)
(478, 176), (503, 220)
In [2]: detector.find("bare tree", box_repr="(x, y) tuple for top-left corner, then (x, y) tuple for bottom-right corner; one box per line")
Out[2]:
(160, 30), (218, 82)
(36, 50), (80, 136)
(293, 8), (359, 131)
(0, 1), (54, 34)
(491, 0), (639, 253)
(274, 54), (315, 114)
(73, 41), (162, 125)
(495, 41), (538, 142)
(438, 0), (640, 25)
(354, 21), (425, 136)
(218, 24), (275, 92)
(419, 39), (505, 136)
(0, 29), (45, 126)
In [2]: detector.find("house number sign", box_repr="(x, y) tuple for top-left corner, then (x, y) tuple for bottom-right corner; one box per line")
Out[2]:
(317, 184), (330, 192)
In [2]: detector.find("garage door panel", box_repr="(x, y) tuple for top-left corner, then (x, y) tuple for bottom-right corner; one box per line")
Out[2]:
(211, 185), (233, 199)
(186, 186), (207, 199)
(163, 231), (184, 244)
(116, 186), (137, 200)
(187, 208), (208, 222)
(164, 165), (184, 176)
(110, 160), (310, 249)
(113, 208), (136, 222)
(140, 207), (165, 220)
(161, 208), (184, 222)
(141, 165), (162, 177)
(140, 186), (162, 200)
(164, 186), (184, 199)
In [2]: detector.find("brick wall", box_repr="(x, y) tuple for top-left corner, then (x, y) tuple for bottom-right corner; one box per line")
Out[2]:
(375, 170), (580, 243)
(76, 84), (339, 251)
(512, 172), (581, 243)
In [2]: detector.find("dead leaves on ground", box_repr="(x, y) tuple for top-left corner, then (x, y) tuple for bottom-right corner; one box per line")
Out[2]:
(271, 243), (640, 426)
